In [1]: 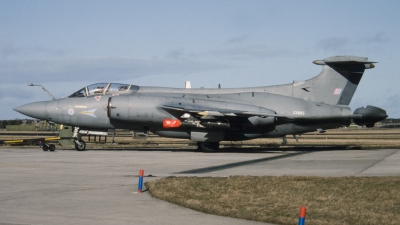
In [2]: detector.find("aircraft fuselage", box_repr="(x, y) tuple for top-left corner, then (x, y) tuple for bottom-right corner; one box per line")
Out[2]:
(17, 90), (352, 141)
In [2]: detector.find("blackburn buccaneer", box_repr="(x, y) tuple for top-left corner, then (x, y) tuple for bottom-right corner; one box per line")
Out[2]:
(14, 56), (388, 151)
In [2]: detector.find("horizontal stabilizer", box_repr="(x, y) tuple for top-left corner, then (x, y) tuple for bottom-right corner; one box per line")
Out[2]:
(313, 55), (376, 68)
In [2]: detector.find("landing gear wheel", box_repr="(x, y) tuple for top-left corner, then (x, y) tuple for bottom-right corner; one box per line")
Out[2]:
(42, 145), (49, 151)
(198, 142), (220, 152)
(49, 144), (56, 152)
(75, 140), (86, 151)
(196, 142), (202, 152)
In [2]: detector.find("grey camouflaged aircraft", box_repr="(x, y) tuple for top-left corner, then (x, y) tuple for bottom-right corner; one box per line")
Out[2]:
(14, 55), (388, 151)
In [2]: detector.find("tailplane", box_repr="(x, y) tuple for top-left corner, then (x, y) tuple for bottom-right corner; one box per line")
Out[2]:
(291, 56), (376, 105)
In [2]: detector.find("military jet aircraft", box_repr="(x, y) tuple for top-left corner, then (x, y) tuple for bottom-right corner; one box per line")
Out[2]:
(14, 55), (388, 151)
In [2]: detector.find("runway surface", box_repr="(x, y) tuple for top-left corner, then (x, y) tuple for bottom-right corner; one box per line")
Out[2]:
(0, 147), (399, 225)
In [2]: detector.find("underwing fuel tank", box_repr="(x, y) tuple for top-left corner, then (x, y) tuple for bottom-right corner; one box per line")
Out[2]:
(353, 105), (388, 127)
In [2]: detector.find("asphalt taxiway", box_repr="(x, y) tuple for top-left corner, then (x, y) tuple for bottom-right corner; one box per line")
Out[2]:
(0, 147), (399, 225)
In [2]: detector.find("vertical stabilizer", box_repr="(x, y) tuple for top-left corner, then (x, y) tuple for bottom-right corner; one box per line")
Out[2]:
(292, 56), (376, 105)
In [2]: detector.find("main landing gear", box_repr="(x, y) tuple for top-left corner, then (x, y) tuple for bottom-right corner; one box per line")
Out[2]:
(281, 136), (287, 146)
(197, 142), (220, 152)
(281, 135), (300, 146)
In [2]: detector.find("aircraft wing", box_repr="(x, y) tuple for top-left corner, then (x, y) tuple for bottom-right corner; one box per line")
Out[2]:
(161, 104), (288, 118)
(161, 104), (357, 124)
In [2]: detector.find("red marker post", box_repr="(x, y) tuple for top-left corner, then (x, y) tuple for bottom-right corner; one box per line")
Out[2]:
(138, 169), (144, 193)
(298, 206), (306, 225)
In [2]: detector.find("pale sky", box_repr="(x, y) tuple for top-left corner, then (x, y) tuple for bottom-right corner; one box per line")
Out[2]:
(1, 0), (399, 119)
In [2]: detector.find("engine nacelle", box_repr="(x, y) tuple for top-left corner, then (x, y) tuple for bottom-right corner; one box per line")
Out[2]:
(353, 105), (387, 127)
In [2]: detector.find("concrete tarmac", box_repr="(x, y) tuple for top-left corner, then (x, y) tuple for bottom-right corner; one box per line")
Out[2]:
(0, 147), (399, 225)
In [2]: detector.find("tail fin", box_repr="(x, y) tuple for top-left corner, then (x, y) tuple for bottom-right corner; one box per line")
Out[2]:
(292, 56), (376, 105)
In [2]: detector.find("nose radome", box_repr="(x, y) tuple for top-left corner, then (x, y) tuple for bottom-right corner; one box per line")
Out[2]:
(14, 101), (47, 120)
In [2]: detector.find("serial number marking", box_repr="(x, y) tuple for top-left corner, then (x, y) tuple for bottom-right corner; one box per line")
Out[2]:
(293, 111), (305, 115)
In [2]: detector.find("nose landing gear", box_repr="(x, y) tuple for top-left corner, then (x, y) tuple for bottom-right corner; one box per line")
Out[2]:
(74, 140), (86, 151)
(73, 127), (86, 151)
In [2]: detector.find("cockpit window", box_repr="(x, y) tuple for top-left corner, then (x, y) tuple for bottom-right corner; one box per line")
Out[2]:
(68, 88), (87, 98)
(87, 83), (108, 96)
(107, 83), (131, 93)
(68, 82), (139, 98)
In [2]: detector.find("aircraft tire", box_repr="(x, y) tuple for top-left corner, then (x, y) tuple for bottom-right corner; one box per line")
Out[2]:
(196, 142), (202, 152)
(75, 140), (86, 151)
(199, 142), (219, 152)
(49, 144), (56, 151)
(42, 145), (49, 151)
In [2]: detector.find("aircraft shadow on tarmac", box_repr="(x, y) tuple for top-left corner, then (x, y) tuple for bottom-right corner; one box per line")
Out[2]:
(54, 146), (363, 174)
(78, 145), (354, 153)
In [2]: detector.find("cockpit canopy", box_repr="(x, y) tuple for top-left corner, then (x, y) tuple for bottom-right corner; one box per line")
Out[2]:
(69, 83), (139, 98)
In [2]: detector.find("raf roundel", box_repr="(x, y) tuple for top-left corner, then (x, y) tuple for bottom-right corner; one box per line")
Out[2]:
(68, 108), (75, 115)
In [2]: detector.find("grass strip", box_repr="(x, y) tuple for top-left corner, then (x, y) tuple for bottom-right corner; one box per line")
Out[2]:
(146, 176), (400, 225)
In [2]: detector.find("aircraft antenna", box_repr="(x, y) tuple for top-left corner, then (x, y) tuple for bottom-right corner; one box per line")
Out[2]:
(185, 81), (191, 89)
